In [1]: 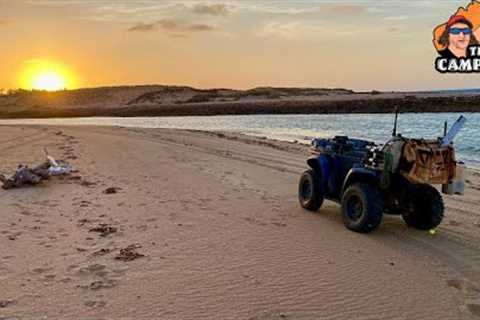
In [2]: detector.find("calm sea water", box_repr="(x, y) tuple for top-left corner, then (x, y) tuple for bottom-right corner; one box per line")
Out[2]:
(1, 113), (478, 167)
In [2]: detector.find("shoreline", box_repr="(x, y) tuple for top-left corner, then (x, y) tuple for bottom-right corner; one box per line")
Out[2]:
(1, 97), (479, 119)
(2, 120), (479, 171)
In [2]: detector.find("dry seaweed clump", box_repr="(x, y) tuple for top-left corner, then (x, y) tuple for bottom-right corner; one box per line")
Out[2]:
(89, 224), (118, 237)
(115, 244), (145, 262)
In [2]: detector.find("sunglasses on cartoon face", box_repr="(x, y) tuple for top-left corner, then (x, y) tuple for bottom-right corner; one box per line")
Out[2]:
(449, 27), (472, 35)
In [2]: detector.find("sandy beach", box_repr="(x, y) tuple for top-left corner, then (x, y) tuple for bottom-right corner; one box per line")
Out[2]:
(1, 125), (480, 320)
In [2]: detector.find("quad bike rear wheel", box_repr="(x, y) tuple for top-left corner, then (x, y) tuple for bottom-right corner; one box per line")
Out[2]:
(402, 184), (444, 230)
(341, 183), (383, 233)
(298, 169), (324, 211)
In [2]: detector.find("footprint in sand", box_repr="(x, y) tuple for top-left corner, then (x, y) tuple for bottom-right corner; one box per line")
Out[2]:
(137, 225), (148, 232)
(91, 248), (112, 257)
(19, 210), (33, 216)
(447, 279), (480, 294)
(467, 304), (480, 316)
(77, 218), (93, 227)
(80, 180), (97, 188)
(447, 279), (464, 291)
(103, 187), (121, 195)
(84, 300), (107, 308)
(31, 267), (52, 274)
(7, 232), (22, 241)
(76, 264), (107, 277)
(272, 222), (287, 228)
(59, 277), (72, 283)
(0, 300), (16, 308)
(79, 201), (92, 208)
(43, 274), (56, 282)
(80, 279), (118, 291)
(32, 200), (59, 208)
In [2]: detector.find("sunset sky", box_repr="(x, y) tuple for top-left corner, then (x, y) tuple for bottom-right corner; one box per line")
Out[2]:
(1, 0), (479, 92)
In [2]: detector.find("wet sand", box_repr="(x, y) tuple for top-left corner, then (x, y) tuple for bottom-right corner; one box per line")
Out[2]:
(1, 125), (480, 319)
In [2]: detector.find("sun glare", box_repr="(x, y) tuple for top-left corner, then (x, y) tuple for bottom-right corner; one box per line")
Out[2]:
(32, 71), (66, 91)
(19, 59), (76, 91)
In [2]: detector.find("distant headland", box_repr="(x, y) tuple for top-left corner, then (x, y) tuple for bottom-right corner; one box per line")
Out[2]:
(0, 85), (479, 119)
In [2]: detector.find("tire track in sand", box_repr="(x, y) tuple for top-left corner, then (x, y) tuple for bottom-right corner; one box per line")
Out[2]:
(387, 226), (480, 318)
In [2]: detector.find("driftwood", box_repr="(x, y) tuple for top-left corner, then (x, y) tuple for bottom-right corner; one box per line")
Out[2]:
(0, 164), (49, 190)
(0, 151), (72, 190)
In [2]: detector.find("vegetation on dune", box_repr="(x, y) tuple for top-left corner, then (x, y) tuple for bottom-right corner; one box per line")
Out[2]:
(0, 85), (479, 118)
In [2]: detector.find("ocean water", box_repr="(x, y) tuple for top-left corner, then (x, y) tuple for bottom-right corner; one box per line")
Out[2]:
(1, 113), (478, 167)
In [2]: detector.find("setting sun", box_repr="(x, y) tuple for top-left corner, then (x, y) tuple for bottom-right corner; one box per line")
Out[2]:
(32, 71), (66, 91)
(18, 59), (76, 91)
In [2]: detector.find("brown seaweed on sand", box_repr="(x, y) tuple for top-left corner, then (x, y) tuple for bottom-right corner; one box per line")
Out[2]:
(115, 244), (145, 262)
(89, 224), (117, 237)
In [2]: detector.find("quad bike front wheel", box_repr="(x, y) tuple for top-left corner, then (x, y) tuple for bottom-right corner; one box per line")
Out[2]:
(341, 183), (383, 233)
(402, 184), (444, 230)
(298, 169), (324, 211)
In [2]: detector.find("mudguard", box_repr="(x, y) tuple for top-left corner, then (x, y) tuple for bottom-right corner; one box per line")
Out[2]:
(341, 167), (381, 198)
(307, 155), (331, 195)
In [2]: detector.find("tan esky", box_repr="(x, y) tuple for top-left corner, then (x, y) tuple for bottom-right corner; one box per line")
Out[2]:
(1, 0), (479, 92)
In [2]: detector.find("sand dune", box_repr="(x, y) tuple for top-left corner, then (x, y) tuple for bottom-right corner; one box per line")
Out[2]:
(0, 86), (479, 118)
(1, 125), (480, 319)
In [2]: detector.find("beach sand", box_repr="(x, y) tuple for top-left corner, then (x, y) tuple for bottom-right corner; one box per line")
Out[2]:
(1, 125), (480, 319)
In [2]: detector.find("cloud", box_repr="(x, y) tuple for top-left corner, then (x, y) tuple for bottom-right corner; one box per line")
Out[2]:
(383, 15), (409, 21)
(256, 16), (408, 41)
(233, 2), (366, 15)
(188, 23), (215, 31)
(239, 3), (314, 15)
(157, 19), (215, 32)
(0, 19), (9, 26)
(323, 4), (366, 15)
(128, 22), (157, 32)
(192, 3), (230, 16)
(256, 21), (306, 40)
(128, 18), (215, 35)
(155, 19), (180, 31)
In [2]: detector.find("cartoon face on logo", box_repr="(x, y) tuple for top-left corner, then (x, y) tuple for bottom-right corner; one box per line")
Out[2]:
(438, 15), (478, 58)
(433, 1), (480, 72)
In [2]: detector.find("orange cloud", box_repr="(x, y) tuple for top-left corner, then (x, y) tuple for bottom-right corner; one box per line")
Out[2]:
(128, 22), (156, 32)
(325, 4), (366, 15)
(128, 19), (215, 35)
(192, 4), (230, 16)
(433, 1), (480, 51)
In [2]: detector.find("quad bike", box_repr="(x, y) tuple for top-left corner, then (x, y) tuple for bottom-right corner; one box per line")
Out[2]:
(298, 111), (467, 233)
